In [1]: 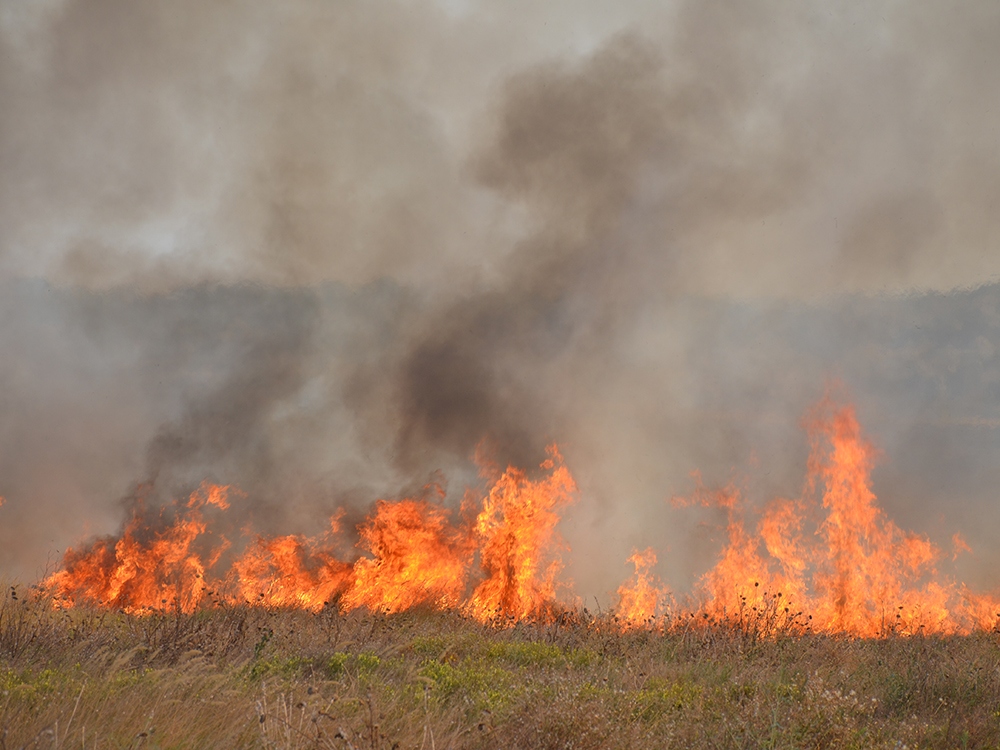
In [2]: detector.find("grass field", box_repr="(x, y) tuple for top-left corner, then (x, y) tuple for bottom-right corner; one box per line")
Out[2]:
(3, 585), (1000, 749)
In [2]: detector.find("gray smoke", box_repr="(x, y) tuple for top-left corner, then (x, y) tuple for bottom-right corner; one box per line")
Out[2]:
(2, 0), (1000, 600)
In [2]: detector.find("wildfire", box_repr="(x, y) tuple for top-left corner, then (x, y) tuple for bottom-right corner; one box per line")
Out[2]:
(45, 482), (231, 614)
(232, 528), (351, 612)
(38, 398), (1000, 636)
(341, 496), (471, 615)
(678, 399), (1000, 636)
(616, 547), (669, 627)
(468, 447), (577, 622)
(43, 449), (577, 623)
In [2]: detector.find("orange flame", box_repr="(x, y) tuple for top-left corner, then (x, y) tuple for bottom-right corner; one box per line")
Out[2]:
(232, 528), (351, 612)
(341, 497), (471, 614)
(468, 446), (577, 622)
(674, 399), (1000, 636)
(39, 400), (1000, 635)
(616, 547), (669, 627)
(42, 451), (578, 623)
(952, 532), (972, 561)
(45, 482), (231, 614)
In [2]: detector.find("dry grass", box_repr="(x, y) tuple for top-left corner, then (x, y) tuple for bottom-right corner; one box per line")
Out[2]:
(3, 584), (1000, 749)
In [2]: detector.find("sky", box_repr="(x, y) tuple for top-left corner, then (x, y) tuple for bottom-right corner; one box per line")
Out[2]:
(1, 0), (999, 600)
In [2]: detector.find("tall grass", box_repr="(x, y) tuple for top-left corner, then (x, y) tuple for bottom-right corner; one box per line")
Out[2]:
(3, 583), (1000, 748)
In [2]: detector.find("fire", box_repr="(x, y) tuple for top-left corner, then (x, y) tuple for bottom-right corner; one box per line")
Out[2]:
(341, 496), (471, 614)
(39, 398), (1000, 635)
(42, 450), (577, 623)
(468, 447), (577, 621)
(232, 529), (351, 612)
(952, 532), (973, 561)
(46, 482), (231, 614)
(616, 547), (669, 627)
(667, 399), (1000, 636)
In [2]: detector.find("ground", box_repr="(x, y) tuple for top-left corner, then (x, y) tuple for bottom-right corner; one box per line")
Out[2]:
(3, 586), (1000, 749)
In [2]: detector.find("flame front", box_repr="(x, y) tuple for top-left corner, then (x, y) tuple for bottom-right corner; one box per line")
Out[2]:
(40, 399), (1000, 635)
(341, 497), (471, 614)
(43, 451), (577, 623)
(232, 531), (351, 612)
(46, 482), (231, 614)
(663, 399), (1000, 636)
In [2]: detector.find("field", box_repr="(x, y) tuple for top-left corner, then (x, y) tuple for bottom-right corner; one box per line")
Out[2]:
(3, 586), (1000, 749)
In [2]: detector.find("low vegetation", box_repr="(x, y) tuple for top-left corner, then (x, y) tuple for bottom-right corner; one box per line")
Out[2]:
(3, 584), (1000, 749)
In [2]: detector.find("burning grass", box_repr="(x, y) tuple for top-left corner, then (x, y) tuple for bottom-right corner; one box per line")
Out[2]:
(4, 587), (1000, 748)
(41, 447), (577, 624)
(39, 398), (1000, 638)
(12, 395), (1000, 745)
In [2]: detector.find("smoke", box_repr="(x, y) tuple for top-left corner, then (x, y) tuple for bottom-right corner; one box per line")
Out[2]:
(3, 0), (1000, 294)
(2, 0), (1000, 599)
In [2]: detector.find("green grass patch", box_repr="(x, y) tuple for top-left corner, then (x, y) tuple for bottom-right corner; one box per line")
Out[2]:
(419, 658), (521, 715)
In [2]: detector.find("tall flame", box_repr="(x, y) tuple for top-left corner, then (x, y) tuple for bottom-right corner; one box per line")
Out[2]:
(616, 547), (669, 627)
(42, 450), (577, 623)
(40, 399), (1000, 635)
(46, 482), (231, 614)
(468, 447), (577, 621)
(658, 399), (1000, 636)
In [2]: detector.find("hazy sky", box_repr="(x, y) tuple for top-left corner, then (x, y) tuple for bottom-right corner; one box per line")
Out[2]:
(3, 0), (999, 295)
(1, 0), (999, 600)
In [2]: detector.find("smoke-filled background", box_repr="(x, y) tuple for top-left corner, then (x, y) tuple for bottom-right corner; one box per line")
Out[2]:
(2, 0), (1000, 603)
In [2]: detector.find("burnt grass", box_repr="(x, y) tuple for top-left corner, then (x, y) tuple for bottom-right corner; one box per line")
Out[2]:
(3, 586), (1000, 749)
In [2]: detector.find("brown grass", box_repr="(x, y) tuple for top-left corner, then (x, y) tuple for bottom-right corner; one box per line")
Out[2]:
(3, 583), (1000, 749)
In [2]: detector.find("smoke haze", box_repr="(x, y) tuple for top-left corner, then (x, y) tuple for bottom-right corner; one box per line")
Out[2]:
(2, 0), (1000, 601)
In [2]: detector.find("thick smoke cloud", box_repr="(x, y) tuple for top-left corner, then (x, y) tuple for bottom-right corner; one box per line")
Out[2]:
(1, 1), (1000, 600)
(3, 0), (1000, 294)
(397, 37), (673, 469)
